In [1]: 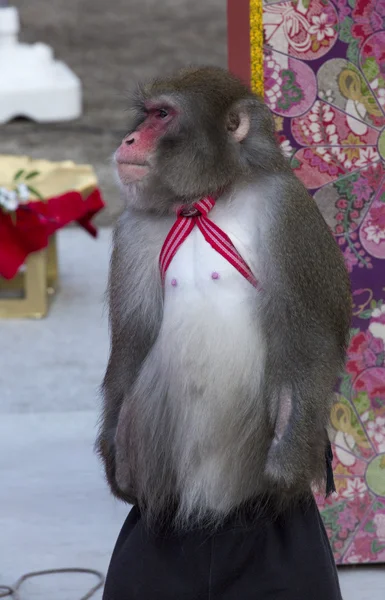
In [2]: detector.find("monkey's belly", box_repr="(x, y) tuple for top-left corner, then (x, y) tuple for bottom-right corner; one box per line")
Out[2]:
(156, 227), (267, 515)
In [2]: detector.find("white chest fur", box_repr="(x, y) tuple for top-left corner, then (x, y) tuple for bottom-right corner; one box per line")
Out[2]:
(160, 201), (262, 382)
(154, 195), (266, 514)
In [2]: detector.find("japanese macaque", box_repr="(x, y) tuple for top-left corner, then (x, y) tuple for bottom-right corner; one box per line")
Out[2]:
(97, 66), (351, 528)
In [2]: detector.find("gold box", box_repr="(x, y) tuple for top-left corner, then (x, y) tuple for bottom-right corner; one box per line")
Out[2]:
(0, 155), (100, 318)
(0, 235), (58, 319)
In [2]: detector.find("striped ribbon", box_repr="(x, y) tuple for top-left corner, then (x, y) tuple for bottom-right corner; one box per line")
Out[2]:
(159, 196), (258, 287)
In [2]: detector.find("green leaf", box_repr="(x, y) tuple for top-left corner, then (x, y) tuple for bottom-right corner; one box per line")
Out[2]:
(339, 17), (354, 43)
(373, 501), (385, 511)
(24, 170), (40, 180)
(359, 310), (372, 320)
(353, 392), (370, 414)
(362, 57), (380, 81)
(320, 505), (343, 528)
(380, 192), (385, 203)
(365, 521), (376, 533)
(277, 69), (304, 110)
(347, 40), (360, 65)
(370, 300), (377, 309)
(334, 181), (353, 200)
(372, 540), (385, 554)
(348, 0), (355, 8)
(350, 328), (360, 338)
(340, 372), (352, 384)
(26, 185), (44, 200)
(339, 373), (352, 399)
(291, 157), (301, 170)
(376, 352), (385, 367)
(13, 169), (25, 182)
(334, 172), (359, 199)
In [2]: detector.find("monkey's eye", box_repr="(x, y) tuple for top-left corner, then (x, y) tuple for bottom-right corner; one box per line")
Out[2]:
(157, 108), (169, 119)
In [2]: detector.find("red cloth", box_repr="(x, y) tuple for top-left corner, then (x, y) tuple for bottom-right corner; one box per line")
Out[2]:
(159, 196), (259, 288)
(0, 188), (105, 279)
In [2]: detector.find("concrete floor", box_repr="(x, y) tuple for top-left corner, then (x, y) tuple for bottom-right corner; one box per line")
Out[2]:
(1, 229), (111, 414)
(0, 411), (127, 600)
(0, 228), (384, 599)
(1, 0), (227, 225)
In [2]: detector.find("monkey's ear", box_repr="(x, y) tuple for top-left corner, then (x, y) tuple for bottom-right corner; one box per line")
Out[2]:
(226, 101), (251, 142)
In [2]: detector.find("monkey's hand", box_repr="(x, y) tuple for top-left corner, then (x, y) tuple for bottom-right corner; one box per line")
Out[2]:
(262, 385), (328, 494)
(264, 416), (328, 497)
(264, 438), (309, 493)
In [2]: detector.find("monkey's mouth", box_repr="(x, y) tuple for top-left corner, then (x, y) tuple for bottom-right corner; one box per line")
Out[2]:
(116, 162), (150, 183)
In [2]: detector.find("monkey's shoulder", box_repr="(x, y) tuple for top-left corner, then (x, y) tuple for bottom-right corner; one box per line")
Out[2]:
(260, 173), (340, 250)
(261, 172), (315, 209)
(114, 208), (171, 260)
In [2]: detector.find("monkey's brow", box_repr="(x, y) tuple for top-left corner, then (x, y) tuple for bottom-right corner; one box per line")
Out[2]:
(144, 99), (167, 110)
(144, 96), (179, 111)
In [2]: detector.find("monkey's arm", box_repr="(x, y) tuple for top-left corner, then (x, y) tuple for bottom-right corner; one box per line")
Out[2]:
(261, 175), (351, 495)
(96, 216), (163, 502)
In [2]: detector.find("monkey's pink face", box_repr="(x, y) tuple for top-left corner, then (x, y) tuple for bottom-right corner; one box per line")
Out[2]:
(115, 103), (177, 184)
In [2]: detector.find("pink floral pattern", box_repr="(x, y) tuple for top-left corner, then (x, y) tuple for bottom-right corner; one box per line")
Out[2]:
(263, 0), (385, 564)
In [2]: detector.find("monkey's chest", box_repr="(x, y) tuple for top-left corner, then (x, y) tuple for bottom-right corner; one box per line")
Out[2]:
(160, 219), (262, 382)
(163, 225), (256, 307)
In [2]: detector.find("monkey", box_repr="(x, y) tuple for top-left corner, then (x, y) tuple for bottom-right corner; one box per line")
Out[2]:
(97, 66), (351, 600)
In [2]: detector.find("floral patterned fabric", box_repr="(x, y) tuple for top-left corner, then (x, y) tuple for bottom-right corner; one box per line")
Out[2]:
(263, 0), (385, 564)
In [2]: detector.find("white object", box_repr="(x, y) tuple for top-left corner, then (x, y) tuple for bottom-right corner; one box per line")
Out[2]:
(0, 6), (82, 123)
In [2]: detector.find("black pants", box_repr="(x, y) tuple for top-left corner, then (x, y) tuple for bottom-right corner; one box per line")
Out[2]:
(103, 497), (342, 600)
